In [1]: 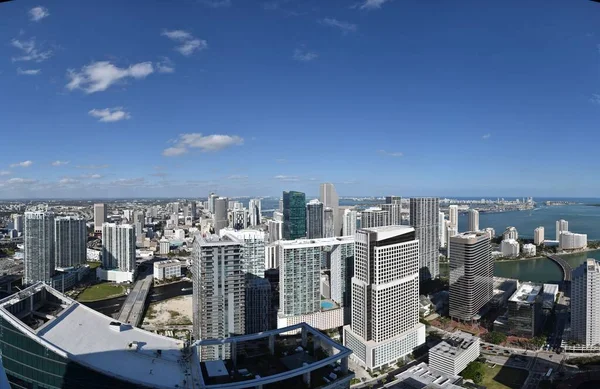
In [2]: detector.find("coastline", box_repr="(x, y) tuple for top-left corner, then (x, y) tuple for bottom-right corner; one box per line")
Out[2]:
(494, 247), (600, 263)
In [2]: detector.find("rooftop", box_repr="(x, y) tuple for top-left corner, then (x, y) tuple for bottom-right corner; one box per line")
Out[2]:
(360, 225), (415, 240)
(509, 282), (542, 304)
(429, 331), (479, 360)
(451, 230), (489, 241)
(194, 233), (242, 246)
(277, 235), (355, 248)
(386, 362), (464, 389)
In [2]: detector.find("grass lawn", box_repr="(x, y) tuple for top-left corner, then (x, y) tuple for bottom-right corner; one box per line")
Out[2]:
(87, 261), (102, 270)
(481, 365), (528, 389)
(77, 283), (126, 302)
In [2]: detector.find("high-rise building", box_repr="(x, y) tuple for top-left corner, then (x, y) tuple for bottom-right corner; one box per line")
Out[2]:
(306, 199), (324, 239)
(320, 183), (340, 236)
(507, 283), (543, 338)
(385, 196), (402, 205)
(54, 216), (87, 269)
(324, 207), (335, 238)
(534, 226), (545, 245)
(249, 198), (261, 226)
(267, 219), (283, 243)
(446, 222), (458, 257)
(410, 198), (440, 280)
(343, 209), (358, 237)
(230, 207), (248, 230)
(503, 226), (518, 241)
(483, 227), (495, 240)
(467, 209), (479, 232)
(93, 203), (107, 233)
(12, 214), (23, 233)
(220, 229), (267, 278)
(449, 231), (493, 322)
(360, 207), (389, 229)
(556, 219), (569, 241)
(192, 234), (245, 360)
(380, 203), (402, 226)
(571, 259), (600, 346)
(133, 210), (145, 242)
(24, 211), (55, 285)
(329, 238), (354, 308)
(245, 277), (272, 334)
(159, 236), (170, 255)
(439, 211), (446, 248)
(283, 191), (306, 240)
(189, 201), (197, 220)
(213, 197), (228, 233)
(448, 205), (458, 230)
(344, 226), (425, 371)
(559, 232), (587, 250)
(101, 223), (136, 273)
(208, 192), (218, 214)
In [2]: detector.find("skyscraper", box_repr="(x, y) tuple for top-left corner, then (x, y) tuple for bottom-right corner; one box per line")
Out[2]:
(448, 205), (458, 230)
(571, 259), (600, 346)
(449, 231), (493, 322)
(54, 216), (87, 268)
(283, 191), (306, 240)
(360, 207), (389, 228)
(213, 197), (228, 233)
(324, 207), (335, 238)
(320, 183), (340, 236)
(385, 196), (402, 205)
(343, 209), (358, 237)
(208, 193), (218, 214)
(189, 201), (197, 220)
(306, 199), (324, 239)
(220, 229), (267, 278)
(380, 203), (402, 226)
(249, 198), (261, 226)
(133, 210), (145, 242)
(11, 214), (23, 233)
(245, 277), (272, 334)
(439, 211), (446, 248)
(93, 203), (107, 233)
(267, 219), (283, 243)
(410, 198), (440, 280)
(192, 234), (245, 360)
(556, 219), (569, 241)
(24, 211), (55, 285)
(467, 209), (479, 232)
(534, 226), (545, 245)
(344, 226), (425, 371)
(101, 223), (136, 273)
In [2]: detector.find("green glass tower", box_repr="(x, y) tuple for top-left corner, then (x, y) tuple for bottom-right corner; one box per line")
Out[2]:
(283, 191), (306, 240)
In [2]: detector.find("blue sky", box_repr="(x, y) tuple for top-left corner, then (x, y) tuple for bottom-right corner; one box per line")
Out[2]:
(2, 0), (600, 199)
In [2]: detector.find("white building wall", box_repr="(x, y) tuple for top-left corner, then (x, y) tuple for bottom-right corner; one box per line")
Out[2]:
(534, 226), (545, 245)
(501, 239), (520, 257)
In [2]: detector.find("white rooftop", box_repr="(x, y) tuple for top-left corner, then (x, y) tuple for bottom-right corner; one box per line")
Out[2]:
(277, 235), (355, 248)
(509, 282), (542, 304)
(429, 331), (479, 360)
(361, 225), (415, 241)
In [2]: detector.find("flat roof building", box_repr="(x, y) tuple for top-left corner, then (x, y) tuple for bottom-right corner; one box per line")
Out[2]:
(429, 331), (480, 376)
(385, 362), (465, 389)
(507, 283), (544, 338)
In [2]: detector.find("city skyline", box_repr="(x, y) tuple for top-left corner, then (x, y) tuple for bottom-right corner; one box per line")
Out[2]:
(2, 1), (600, 198)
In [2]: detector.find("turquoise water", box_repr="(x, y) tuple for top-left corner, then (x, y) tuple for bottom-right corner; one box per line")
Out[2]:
(321, 301), (334, 309)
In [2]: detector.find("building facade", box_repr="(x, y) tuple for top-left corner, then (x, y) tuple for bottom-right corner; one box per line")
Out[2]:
(409, 198), (440, 280)
(448, 205), (458, 230)
(101, 223), (136, 273)
(343, 209), (358, 237)
(245, 277), (272, 334)
(93, 203), (107, 233)
(534, 226), (545, 245)
(556, 219), (569, 241)
(306, 199), (324, 239)
(360, 208), (389, 229)
(503, 226), (518, 241)
(249, 198), (261, 227)
(153, 259), (182, 280)
(283, 191), (307, 240)
(24, 211), (55, 285)
(324, 207), (335, 238)
(507, 283), (543, 338)
(467, 209), (479, 232)
(320, 183), (340, 236)
(559, 231), (587, 250)
(54, 216), (87, 269)
(220, 228), (267, 278)
(428, 332), (480, 376)
(571, 259), (600, 346)
(213, 197), (229, 233)
(500, 239), (520, 257)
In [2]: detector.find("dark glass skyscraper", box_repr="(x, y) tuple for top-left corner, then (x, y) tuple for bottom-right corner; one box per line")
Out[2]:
(283, 191), (306, 240)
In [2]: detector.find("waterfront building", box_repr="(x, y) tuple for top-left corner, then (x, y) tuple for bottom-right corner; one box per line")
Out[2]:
(572, 259), (600, 346)
(559, 231), (587, 250)
(283, 191), (307, 240)
(500, 239), (520, 258)
(24, 211), (55, 285)
(502, 226), (518, 241)
(449, 231), (493, 322)
(212, 197), (229, 233)
(306, 199), (324, 239)
(101, 223), (136, 273)
(448, 205), (458, 229)
(344, 226), (425, 371)
(153, 259), (182, 280)
(446, 222), (458, 257)
(220, 228), (267, 278)
(343, 209), (358, 237)
(360, 207), (389, 229)
(467, 209), (479, 232)
(522, 243), (536, 257)
(54, 216), (87, 269)
(507, 283), (543, 337)
(428, 331), (480, 376)
(410, 198), (440, 280)
(249, 198), (261, 226)
(192, 234), (245, 360)
(483, 227), (495, 240)
(93, 203), (106, 233)
(324, 207), (335, 238)
(245, 277), (272, 334)
(556, 219), (569, 241)
(534, 226), (545, 245)
(320, 183), (340, 236)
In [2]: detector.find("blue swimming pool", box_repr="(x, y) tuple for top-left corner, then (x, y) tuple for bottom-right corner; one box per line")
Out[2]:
(321, 301), (334, 309)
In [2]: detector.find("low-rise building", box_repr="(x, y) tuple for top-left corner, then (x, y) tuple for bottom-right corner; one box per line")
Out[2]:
(522, 243), (536, 257)
(428, 331), (480, 376)
(86, 248), (101, 261)
(386, 362), (465, 389)
(500, 239), (519, 257)
(153, 260), (182, 280)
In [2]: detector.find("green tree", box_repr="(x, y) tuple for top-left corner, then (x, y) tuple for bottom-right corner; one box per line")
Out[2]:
(484, 331), (507, 345)
(460, 361), (485, 384)
(531, 336), (545, 348)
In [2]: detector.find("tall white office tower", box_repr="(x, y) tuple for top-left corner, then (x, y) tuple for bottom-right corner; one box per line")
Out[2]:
(344, 226), (425, 371)
(101, 223), (136, 272)
(54, 216), (86, 268)
(571, 259), (600, 346)
(438, 211), (446, 248)
(556, 219), (569, 241)
(12, 214), (23, 233)
(380, 203), (402, 226)
(448, 205), (458, 230)
(534, 226), (545, 245)
(324, 207), (335, 238)
(320, 183), (340, 236)
(410, 198), (440, 280)
(220, 229), (267, 278)
(249, 198), (262, 227)
(361, 207), (389, 228)
(267, 219), (283, 243)
(208, 193), (218, 214)
(343, 209), (358, 237)
(192, 234), (245, 360)
(306, 199), (324, 239)
(93, 203), (107, 233)
(467, 209), (479, 232)
(24, 212), (55, 285)
(449, 231), (493, 322)
(213, 197), (229, 233)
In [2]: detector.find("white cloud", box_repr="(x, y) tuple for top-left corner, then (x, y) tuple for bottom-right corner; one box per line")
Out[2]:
(360, 0), (390, 9)
(11, 38), (53, 62)
(156, 57), (175, 73)
(319, 18), (357, 34)
(161, 30), (208, 56)
(228, 175), (248, 180)
(482, 133), (491, 140)
(7, 178), (37, 185)
(201, 0), (232, 7)
(9, 160), (33, 168)
(17, 68), (41, 75)
(111, 178), (145, 186)
(66, 61), (154, 93)
(590, 94), (600, 105)
(29, 6), (50, 21)
(163, 133), (244, 156)
(88, 107), (131, 122)
(293, 47), (318, 62)
(75, 164), (109, 169)
(274, 175), (300, 181)
(377, 150), (403, 157)
(0, 171), (10, 176)
(81, 173), (103, 179)
(59, 178), (79, 185)
(51, 160), (69, 166)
